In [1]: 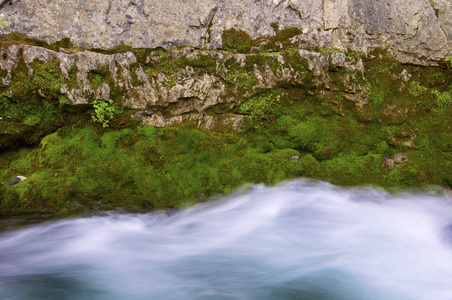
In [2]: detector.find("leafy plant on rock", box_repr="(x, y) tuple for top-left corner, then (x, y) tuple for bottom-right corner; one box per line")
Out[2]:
(92, 99), (122, 128)
(433, 91), (452, 115)
(445, 56), (452, 68)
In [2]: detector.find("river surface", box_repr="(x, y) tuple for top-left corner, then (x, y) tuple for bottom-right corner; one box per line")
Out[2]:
(1, 180), (452, 300)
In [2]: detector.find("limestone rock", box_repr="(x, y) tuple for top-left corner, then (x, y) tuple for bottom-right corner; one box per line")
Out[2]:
(383, 153), (409, 168)
(0, 0), (450, 65)
(0, 44), (365, 130)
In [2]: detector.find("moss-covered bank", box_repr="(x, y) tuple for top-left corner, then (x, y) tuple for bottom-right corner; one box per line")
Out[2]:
(1, 91), (452, 215)
(0, 30), (452, 215)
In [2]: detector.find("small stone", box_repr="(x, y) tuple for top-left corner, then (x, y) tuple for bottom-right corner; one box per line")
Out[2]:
(400, 69), (412, 82)
(7, 176), (27, 186)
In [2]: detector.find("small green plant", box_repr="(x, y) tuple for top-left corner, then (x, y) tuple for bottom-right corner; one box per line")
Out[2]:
(433, 91), (452, 115)
(92, 99), (122, 128)
(408, 80), (429, 97)
(58, 95), (72, 106)
(437, 91), (452, 106)
(445, 57), (452, 68)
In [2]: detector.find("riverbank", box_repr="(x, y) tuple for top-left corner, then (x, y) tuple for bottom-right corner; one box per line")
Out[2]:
(1, 96), (452, 215)
(1, 29), (451, 215)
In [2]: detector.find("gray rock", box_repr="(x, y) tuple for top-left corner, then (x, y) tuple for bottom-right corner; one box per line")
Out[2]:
(0, 0), (450, 65)
(330, 53), (346, 69)
(0, 44), (365, 129)
(8, 176), (27, 186)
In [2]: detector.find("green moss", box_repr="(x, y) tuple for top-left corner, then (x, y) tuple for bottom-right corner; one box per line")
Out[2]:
(0, 32), (50, 48)
(48, 37), (85, 52)
(164, 74), (177, 89)
(1, 97), (452, 215)
(31, 59), (65, 99)
(6, 58), (63, 125)
(239, 90), (282, 127)
(89, 65), (110, 85)
(179, 53), (218, 74)
(132, 48), (153, 65)
(91, 72), (103, 87)
(225, 70), (259, 93)
(23, 115), (41, 126)
(273, 27), (303, 42)
(129, 62), (144, 86)
(66, 64), (79, 90)
(282, 49), (310, 74)
(143, 49), (185, 79)
(435, 91), (451, 107)
(221, 28), (254, 53)
(0, 68), (7, 85)
(91, 44), (133, 55)
(244, 53), (284, 74)
(262, 27), (303, 51)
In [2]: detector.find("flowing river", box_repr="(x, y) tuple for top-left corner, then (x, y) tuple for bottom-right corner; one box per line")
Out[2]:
(1, 180), (452, 300)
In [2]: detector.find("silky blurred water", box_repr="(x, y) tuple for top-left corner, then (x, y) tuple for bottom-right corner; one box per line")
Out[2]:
(1, 179), (452, 300)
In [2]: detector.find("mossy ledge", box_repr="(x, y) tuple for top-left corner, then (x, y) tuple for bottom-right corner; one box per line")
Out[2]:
(1, 31), (452, 216)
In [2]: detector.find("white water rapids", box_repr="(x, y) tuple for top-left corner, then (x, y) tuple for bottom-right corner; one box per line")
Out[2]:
(1, 180), (452, 300)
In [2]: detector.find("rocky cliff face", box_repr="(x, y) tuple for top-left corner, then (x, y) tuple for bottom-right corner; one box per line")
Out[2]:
(0, 39), (369, 148)
(1, 0), (451, 66)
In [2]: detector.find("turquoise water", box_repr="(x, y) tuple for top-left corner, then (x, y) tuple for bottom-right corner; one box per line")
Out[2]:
(1, 180), (452, 300)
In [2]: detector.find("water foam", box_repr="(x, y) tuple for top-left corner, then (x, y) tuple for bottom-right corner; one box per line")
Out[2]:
(1, 180), (452, 299)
